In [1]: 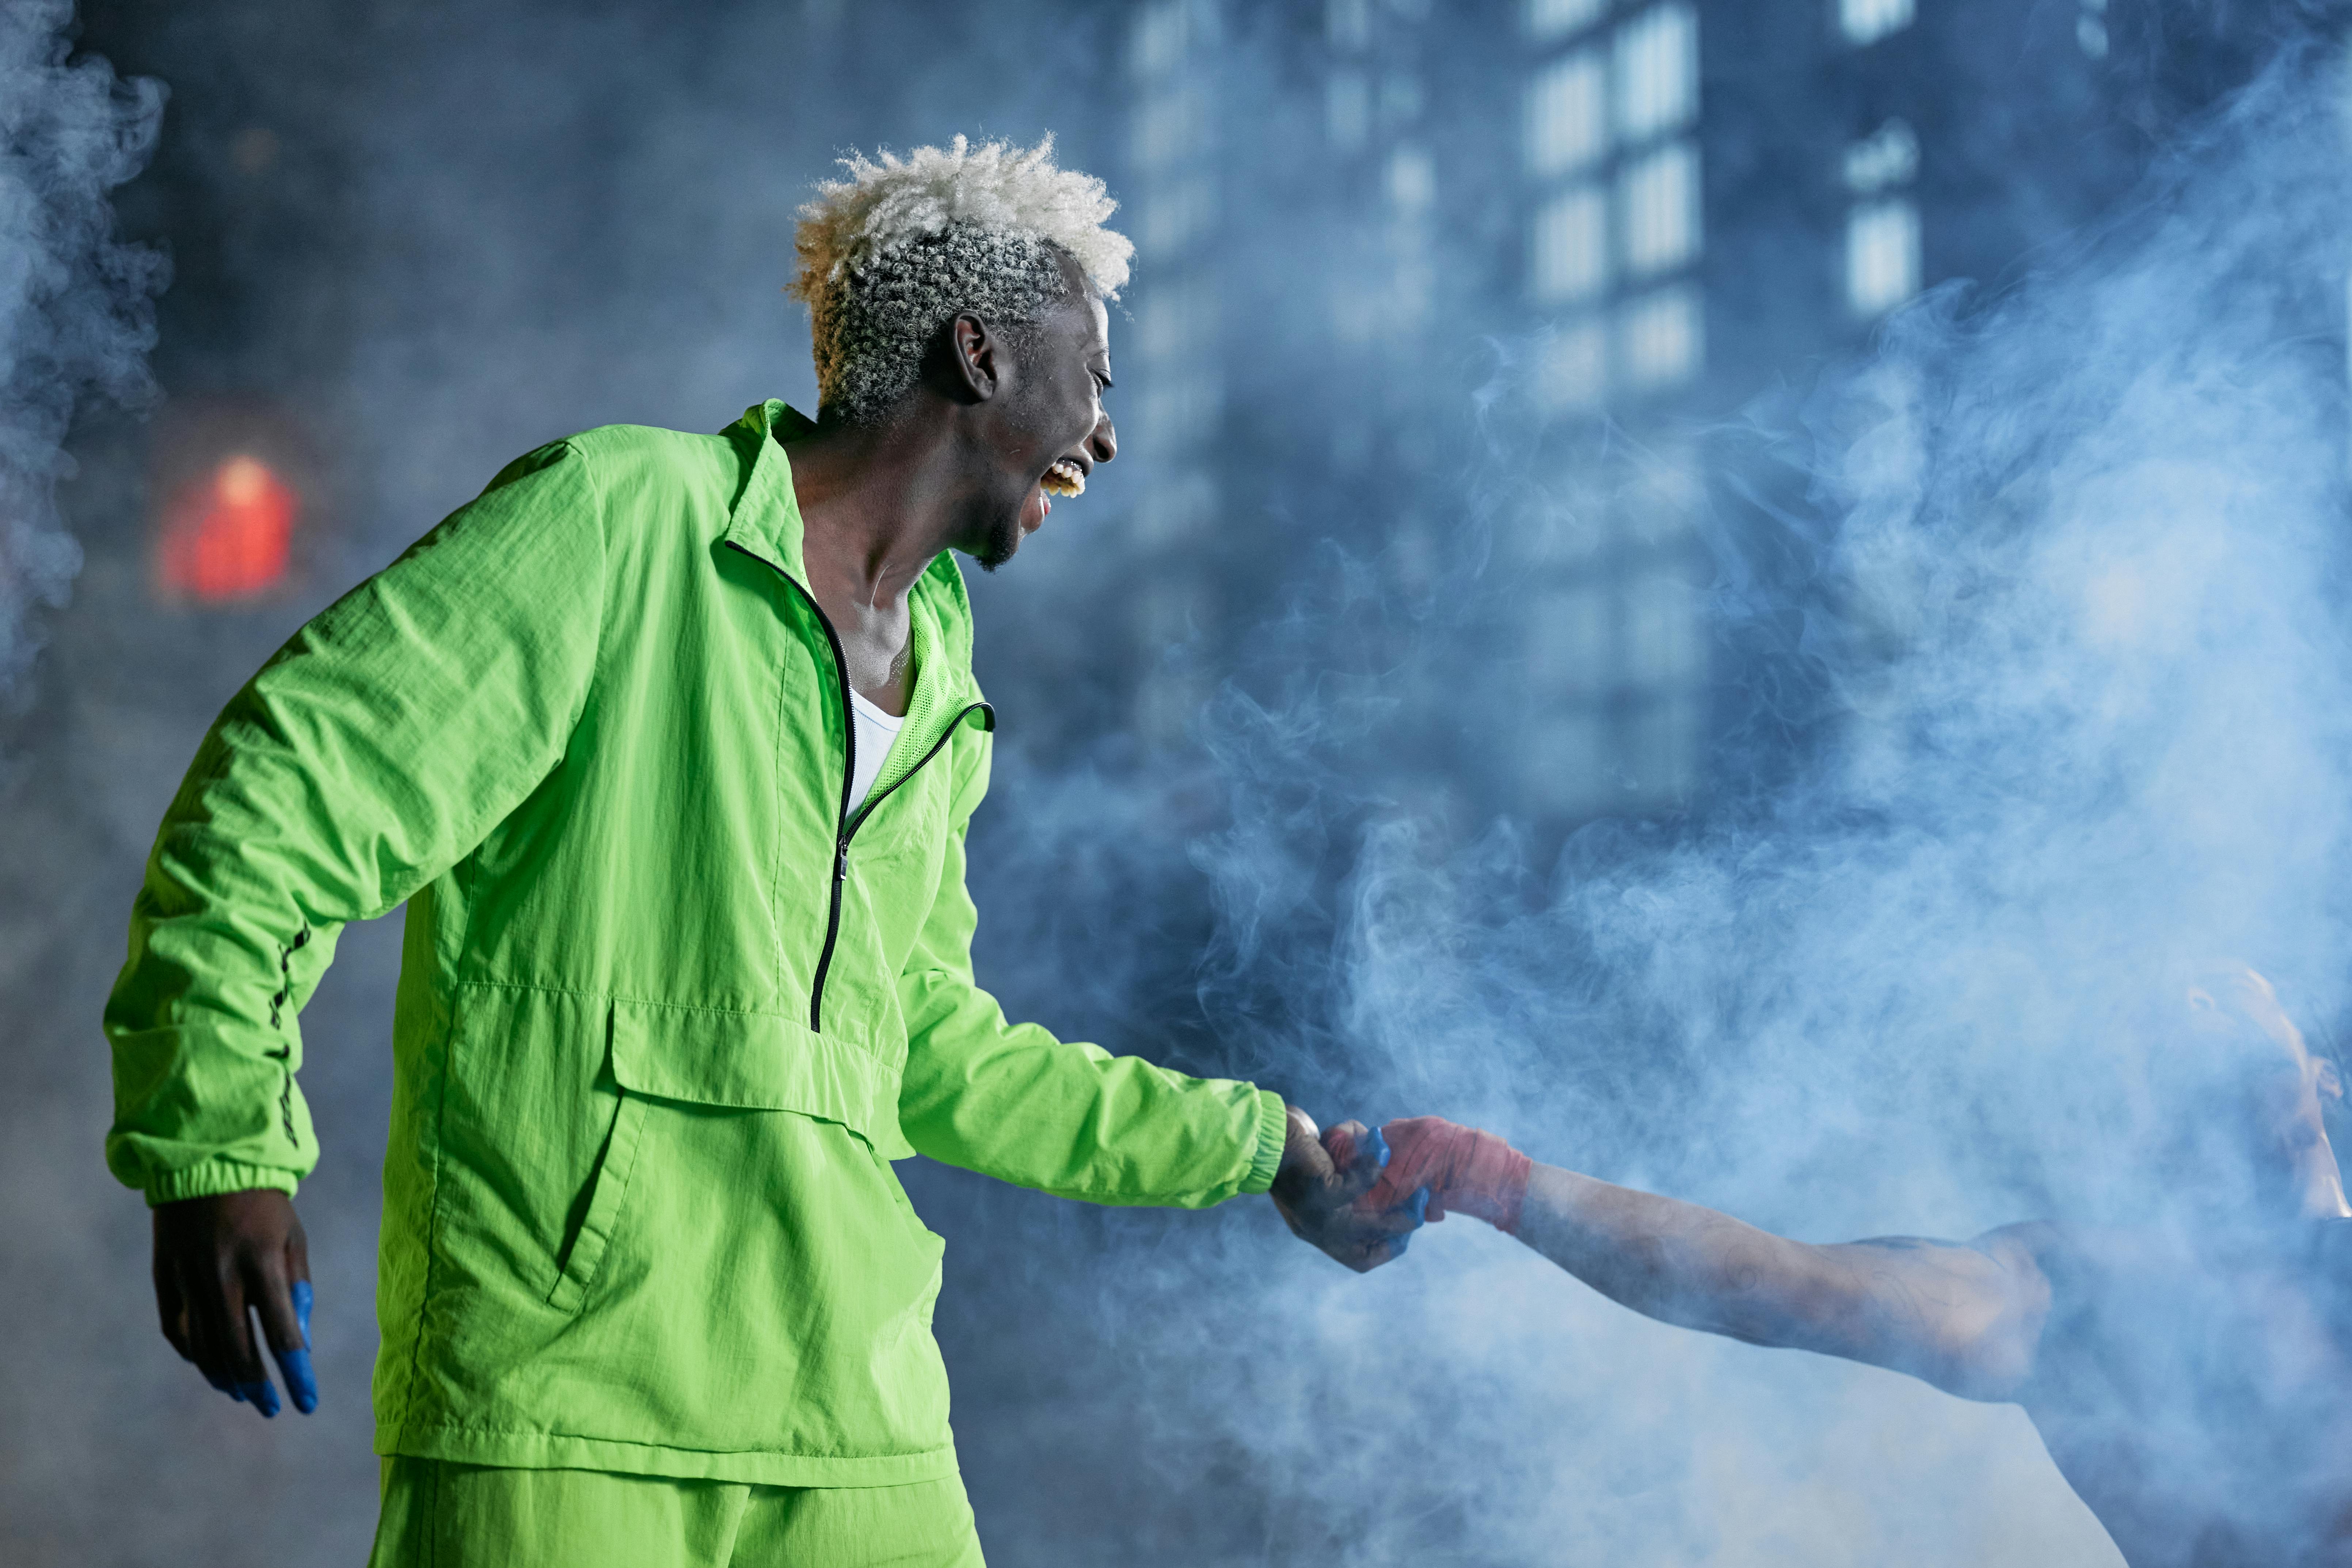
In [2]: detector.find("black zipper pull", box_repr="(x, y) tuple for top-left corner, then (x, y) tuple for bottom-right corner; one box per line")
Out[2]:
(833, 838), (849, 881)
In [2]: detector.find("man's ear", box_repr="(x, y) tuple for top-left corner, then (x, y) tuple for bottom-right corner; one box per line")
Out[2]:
(947, 313), (1000, 403)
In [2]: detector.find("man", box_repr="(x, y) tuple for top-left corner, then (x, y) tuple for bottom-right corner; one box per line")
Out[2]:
(1362, 967), (2352, 1568)
(104, 135), (1410, 1567)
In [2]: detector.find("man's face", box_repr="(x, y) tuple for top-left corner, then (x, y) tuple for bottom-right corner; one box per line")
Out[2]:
(2181, 969), (2349, 1220)
(960, 262), (1116, 572)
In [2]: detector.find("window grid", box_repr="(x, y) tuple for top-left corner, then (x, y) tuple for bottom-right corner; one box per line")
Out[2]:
(1523, 3), (1703, 415)
(1516, 3), (1710, 818)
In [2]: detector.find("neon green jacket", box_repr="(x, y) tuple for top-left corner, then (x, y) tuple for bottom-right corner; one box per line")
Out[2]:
(104, 401), (1287, 1485)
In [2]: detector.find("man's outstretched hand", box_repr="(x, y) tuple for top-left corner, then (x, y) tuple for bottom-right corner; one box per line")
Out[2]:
(152, 1189), (317, 1418)
(1269, 1104), (1422, 1272)
(1355, 1115), (1533, 1234)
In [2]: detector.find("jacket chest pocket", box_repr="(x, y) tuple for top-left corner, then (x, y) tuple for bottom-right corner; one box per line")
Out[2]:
(605, 997), (906, 1154)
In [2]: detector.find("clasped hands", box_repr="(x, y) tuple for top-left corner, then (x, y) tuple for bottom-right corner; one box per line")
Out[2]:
(1270, 1106), (1531, 1272)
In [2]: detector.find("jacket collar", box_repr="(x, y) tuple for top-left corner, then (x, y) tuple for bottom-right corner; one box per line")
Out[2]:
(719, 399), (819, 583)
(715, 400), (982, 748)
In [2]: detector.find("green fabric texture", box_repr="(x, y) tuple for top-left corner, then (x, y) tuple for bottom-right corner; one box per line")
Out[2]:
(104, 400), (1290, 1484)
(368, 1458), (986, 1568)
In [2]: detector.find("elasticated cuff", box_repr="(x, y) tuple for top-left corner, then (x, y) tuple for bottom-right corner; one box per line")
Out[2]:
(145, 1159), (300, 1207)
(1239, 1089), (1289, 1196)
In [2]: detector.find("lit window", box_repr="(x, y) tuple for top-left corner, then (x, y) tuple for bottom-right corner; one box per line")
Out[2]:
(1527, 0), (1607, 43)
(1838, 0), (1913, 46)
(1329, 70), (1370, 150)
(1329, 0), (1372, 50)
(1846, 197), (1920, 316)
(1133, 83), (1207, 170)
(1131, 0), (1192, 79)
(157, 455), (299, 603)
(1624, 696), (1700, 803)
(1539, 318), (1609, 412)
(2077, 11), (2108, 57)
(1618, 139), (1700, 276)
(1613, 3), (1698, 145)
(1623, 571), (1702, 687)
(1524, 708), (1614, 815)
(1532, 183), (1610, 302)
(1525, 49), (1607, 177)
(1529, 584), (1611, 692)
(1842, 118), (1919, 194)
(1619, 283), (1703, 390)
(1388, 144), (1436, 214)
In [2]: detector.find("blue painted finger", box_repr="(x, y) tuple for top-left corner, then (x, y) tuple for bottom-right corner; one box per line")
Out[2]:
(1365, 1126), (1390, 1170)
(240, 1378), (278, 1417)
(1401, 1186), (1431, 1224)
(275, 1281), (318, 1415)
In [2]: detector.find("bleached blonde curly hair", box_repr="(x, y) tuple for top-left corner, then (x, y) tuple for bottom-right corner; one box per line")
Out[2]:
(788, 134), (1133, 425)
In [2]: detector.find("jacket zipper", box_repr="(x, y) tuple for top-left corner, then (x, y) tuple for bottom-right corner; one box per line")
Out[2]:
(726, 540), (994, 1033)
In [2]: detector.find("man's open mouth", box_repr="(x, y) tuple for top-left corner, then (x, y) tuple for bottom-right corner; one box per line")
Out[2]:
(1041, 457), (1087, 497)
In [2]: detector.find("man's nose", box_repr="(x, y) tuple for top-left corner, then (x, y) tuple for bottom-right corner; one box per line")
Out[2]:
(1088, 413), (1116, 467)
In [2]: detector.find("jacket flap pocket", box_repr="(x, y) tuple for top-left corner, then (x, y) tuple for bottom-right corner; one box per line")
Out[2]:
(607, 998), (911, 1156)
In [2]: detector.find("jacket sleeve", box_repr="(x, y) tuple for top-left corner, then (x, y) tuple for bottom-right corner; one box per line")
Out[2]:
(894, 734), (1287, 1206)
(103, 441), (608, 1204)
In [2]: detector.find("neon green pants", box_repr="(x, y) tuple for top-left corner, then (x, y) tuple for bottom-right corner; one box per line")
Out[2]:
(367, 1458), (987, 1568)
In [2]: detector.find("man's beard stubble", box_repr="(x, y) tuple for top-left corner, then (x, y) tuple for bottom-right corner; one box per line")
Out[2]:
(975, 511), (1023, 573)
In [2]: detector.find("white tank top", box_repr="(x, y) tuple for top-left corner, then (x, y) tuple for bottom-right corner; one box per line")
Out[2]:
(847, 687), (905, 814)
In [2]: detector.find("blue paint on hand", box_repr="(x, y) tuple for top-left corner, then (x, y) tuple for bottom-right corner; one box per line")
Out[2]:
(1365, 1126), (1390, 1171)
(274, 1280), (318, 1415)
(241, 1378), (278, 1417)
(1403, 1186), (1431, 1224)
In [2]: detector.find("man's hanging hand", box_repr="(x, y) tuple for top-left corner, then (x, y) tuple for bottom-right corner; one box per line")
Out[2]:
(1268, 1104), (1422, 1272)
(152, 1189), (317, 1417)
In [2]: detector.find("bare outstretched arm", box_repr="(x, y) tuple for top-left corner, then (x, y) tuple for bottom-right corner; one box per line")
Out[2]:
(1361, 1117), (2052, 1401)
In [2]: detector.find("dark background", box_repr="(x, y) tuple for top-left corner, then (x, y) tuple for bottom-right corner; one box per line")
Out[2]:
(5, 1), (2346, 1563)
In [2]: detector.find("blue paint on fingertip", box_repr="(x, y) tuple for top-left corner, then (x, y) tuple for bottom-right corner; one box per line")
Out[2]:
(279, 1280), (319, 1413)
(1367, 1127), (1390, 1169)
(278, 1348), (317, 1414)
(1405, 1186), (1431, 1224)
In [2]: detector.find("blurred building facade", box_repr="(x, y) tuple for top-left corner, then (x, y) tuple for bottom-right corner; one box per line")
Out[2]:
(1111, 0), (2303, 829)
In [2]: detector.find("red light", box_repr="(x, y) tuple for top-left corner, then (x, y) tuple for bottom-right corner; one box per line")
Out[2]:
(157, 454), (298, 602)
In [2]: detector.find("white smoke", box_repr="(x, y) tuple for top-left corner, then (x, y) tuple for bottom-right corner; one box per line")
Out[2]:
(0, 0), (164, 704)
